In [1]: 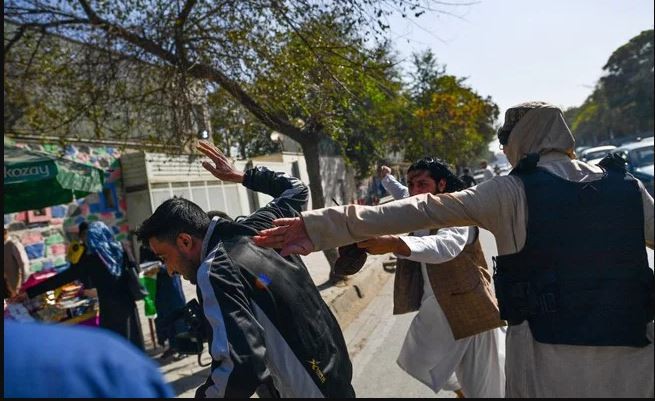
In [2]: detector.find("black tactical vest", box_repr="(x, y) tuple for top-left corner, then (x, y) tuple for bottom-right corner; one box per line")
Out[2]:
(494, 164), (654, 347)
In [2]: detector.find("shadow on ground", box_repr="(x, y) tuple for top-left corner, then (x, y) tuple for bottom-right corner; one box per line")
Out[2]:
(167, 366), (211, 396)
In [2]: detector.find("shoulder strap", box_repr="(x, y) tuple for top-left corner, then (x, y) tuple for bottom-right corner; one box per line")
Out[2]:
(510, 153), (540, 175)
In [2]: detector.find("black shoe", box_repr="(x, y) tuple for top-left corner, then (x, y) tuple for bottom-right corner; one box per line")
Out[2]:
(334, 244), (367, 276)
(160, 348), (176, 360)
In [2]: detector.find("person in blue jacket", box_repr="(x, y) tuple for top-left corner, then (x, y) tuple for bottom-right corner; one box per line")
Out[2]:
(4, 320), (174, 398)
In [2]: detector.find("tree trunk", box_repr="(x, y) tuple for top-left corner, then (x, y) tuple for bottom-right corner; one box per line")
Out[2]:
(71, 12), (341, 272)
(299, 135), (339, 272)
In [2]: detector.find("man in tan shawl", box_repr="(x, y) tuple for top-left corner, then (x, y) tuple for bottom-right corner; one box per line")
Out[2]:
(254, 101), (654, 398)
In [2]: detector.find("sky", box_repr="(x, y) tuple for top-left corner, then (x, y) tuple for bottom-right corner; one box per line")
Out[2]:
(385, 0), (654, 120)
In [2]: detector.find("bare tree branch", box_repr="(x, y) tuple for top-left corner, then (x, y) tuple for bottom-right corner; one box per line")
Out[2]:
(4, 25), (27, 56)
(4, 18), (90, 55)
(77, 0), (178, 65)
(174, 0), (197, 65)
(187, 63), (303, 138)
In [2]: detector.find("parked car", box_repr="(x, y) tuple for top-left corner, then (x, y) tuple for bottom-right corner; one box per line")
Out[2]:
(579, 145), (617, 164)
(575, 145), (591, 156)
(609, 139), (654, 196)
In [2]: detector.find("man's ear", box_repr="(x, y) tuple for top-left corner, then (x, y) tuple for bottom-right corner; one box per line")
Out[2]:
(437, 178), (447, 193)
(176, 233), (194, 251)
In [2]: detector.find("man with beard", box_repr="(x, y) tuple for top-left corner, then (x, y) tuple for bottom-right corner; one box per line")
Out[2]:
(357, 160), (505, 398)
(254, 102), (654, 398)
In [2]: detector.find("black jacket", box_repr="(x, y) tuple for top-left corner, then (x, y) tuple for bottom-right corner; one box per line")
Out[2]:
(195, 167), (355, 398)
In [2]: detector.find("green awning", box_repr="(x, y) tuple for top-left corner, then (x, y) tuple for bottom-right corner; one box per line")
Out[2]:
(4, 145), (105, 213)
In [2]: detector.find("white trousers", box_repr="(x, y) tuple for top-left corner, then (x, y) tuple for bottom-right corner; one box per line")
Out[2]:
(396, 295), (506, 397)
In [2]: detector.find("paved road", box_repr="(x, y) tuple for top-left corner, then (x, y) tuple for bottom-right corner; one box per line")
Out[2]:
(343, 273), (454, 398)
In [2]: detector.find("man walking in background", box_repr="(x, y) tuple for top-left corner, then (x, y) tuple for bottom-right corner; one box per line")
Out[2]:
(478, 160), (494, 182)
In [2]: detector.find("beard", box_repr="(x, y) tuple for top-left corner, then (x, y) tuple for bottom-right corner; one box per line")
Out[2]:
(178, 253), (199, 284)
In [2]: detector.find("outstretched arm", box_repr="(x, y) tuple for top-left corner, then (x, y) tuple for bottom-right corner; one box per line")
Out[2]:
(253, 218), (314, 256)
(356, 235), (410, 257)
(357, 227), (470, 263)
(197, 141), (308, 231)
(198, 140), (245, 184)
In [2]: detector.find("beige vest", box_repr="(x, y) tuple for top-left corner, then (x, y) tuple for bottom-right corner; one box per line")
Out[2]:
(393, 228), (505, 340)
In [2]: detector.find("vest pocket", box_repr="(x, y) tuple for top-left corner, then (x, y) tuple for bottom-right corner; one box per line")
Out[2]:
(449, 267), (482, 295)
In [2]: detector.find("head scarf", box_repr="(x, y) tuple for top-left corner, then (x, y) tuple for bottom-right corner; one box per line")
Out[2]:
(85, 221), (124, 277)
(500, 101), (576, 166)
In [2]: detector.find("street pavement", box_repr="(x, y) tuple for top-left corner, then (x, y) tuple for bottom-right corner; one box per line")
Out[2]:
(343, 275), (453, 398)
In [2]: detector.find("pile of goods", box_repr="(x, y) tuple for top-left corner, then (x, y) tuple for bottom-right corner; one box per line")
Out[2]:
(5, 280), (98, 325)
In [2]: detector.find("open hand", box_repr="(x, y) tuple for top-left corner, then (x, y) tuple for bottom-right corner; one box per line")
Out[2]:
(253, 218), (315, 256)
(197, 140), (244, 183)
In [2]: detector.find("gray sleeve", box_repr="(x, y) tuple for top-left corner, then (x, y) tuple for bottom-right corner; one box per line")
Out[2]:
(381, 174), (410, 199)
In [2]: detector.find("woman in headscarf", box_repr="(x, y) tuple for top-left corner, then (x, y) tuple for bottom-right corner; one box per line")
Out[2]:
(24, 221), (144, 350)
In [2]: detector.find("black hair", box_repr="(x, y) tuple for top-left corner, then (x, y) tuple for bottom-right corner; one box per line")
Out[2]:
(206, 210), (234, 222)
(136, 197), (211, 244)
(407, 157), (465, 193)
(78, 221), (89, 235)
(497, 126), (512, 145)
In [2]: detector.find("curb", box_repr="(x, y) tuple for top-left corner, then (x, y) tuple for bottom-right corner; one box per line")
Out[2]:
(321, 254), (396, 329)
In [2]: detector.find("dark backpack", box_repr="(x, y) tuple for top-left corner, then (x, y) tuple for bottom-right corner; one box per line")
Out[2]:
(122, 247), (148, 301)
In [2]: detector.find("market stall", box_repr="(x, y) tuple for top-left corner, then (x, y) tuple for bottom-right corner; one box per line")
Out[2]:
(4, 143), (105, 213)
(4, 142), (105, 326)
(5, 278), (99, 326)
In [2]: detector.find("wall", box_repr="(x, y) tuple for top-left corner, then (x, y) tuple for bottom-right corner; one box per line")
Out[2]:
(318, 155), (356, 207)
(3, 143), (129, 273)
(3, 142), (357, 275)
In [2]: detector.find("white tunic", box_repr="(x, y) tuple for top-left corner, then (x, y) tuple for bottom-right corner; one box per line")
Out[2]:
(382, 175), (506, 397)
(303, 106), (654, 397)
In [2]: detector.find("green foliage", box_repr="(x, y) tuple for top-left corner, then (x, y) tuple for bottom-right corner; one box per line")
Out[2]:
(235, 17), (408, 178)
(400, 50), (499, 167)
(567, 30), (653, 145)
(5, 0), (491, 199)
(208, 89), (280, 159)
(4, 22), (197, 150)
